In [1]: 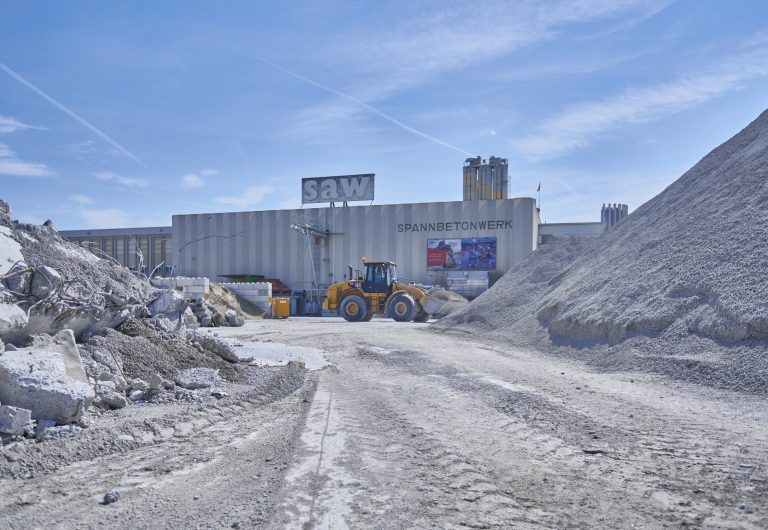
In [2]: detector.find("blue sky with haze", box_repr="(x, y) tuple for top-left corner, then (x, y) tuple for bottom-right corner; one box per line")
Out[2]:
(1, 0), (767, 229)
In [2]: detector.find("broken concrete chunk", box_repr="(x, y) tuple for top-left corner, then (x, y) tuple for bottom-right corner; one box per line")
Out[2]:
(148, 373), (164, 391)
(97, 386), (128, 410)
(189, 334), (239, 363)
(0, 349), (94, 423)
(35, 418), (56, 440)
(0, 404), (32, 435)
(31, 266), (62, 299)
(0, 303), (28, 334)
(212, 311), (226, 327)
(128, 389), (146, 401)
(31, 330), (89, 384)
(226, 309), (245, 327)
(174, 368), (222, 390)
(130, 378), (149, 392)
(183, 307), (198, 328)
(98, 372), (127, 392)
(0, 338), (4, 354)
(148, 289), (187, 317)
(3, 264), (32, 295)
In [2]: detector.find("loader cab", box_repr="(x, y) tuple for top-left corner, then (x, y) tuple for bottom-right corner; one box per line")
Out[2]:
(362, 260), (397, 294)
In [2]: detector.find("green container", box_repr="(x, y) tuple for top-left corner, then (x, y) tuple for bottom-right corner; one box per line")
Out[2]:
(245, 274), (265, 283)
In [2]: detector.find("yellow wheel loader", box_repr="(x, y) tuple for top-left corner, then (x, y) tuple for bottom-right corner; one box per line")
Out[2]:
(323, 259), (445, 322)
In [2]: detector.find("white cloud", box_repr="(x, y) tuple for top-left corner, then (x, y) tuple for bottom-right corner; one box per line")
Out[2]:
(0, 142), (55, 177)
(95, 171), (149, 188)
(181, 173), (205, 188)
(180, 168), (218, 188)
(70, 194), (93, 205)
(288, 0), (671, 131)
(513, 47), (768, 160)
(0, 115), (46, 134)
(77, 208), (132, 228)
(741, 28), (768, 49)
(215, 185), (273, 209)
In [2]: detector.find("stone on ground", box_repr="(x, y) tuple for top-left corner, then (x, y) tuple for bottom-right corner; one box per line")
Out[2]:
(0, 404), (32, 435)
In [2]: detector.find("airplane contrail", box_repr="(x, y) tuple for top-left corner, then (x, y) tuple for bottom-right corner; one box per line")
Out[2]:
(0, 61), (151, 171)
(248, 54), (475, 157)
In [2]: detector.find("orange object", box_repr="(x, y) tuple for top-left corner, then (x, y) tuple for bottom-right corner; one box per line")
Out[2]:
(272, 297), (290, 318)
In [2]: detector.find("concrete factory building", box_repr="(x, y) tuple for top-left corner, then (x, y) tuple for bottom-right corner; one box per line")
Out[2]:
(59, 157), (628, 303)
(172, 197), (538, 288)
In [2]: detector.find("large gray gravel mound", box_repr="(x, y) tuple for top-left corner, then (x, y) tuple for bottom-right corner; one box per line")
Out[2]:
(437, 109), (768, 393)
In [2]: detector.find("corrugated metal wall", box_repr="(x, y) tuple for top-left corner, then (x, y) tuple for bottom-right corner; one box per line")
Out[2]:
(173, 198), (538, 288)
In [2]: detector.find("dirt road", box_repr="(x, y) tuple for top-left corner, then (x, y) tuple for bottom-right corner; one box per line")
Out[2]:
(1, 318), (766, 528)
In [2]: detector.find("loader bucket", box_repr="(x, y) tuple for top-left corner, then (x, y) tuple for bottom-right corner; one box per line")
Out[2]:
(423, 294), (449, 315)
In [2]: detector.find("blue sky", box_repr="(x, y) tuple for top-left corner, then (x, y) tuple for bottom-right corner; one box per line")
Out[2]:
(1, 0), (767, 229)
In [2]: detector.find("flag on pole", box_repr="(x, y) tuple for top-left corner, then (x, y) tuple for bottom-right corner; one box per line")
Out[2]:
(537, 182), (541, 192)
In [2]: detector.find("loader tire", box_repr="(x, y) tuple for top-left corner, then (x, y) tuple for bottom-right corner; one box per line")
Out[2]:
(387, 293), (418, 322)
(413, 310), (429, 322)
(340, 295), (368, 322)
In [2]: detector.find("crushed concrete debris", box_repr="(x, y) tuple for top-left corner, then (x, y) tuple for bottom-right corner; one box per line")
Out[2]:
(174, 368), (222, 390)
(0, 198), (257, 435)
(438, 109), (768, 393)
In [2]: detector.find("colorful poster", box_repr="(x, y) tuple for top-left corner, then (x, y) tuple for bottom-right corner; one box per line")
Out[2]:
(427, 238), (496, 271)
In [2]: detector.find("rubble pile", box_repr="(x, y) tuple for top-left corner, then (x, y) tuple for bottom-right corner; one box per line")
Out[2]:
(437, 109), (768, 393)
(189, 297), (246, 328)
(0, 201), (155, 344)
(0, 199), (251, 442)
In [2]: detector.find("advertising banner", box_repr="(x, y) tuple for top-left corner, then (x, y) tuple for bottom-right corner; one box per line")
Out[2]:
(427, 237), (497, 271)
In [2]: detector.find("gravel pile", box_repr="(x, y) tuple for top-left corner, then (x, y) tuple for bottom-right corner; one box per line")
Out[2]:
(437, 109), (768, 393)
(80, 320), (245, 383)
(207, 282), (264, 318)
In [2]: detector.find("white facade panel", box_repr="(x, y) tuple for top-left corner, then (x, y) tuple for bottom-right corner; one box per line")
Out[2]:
(173, 198), (539, 289)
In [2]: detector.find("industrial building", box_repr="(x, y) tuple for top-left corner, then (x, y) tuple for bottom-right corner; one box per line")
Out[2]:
(59, 157), (628, 307)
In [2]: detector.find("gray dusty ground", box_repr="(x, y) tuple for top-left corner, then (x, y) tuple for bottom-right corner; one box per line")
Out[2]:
(1, 318), (766, 528)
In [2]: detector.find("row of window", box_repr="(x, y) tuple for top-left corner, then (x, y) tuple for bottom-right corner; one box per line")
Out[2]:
(65, 234), (173, 275)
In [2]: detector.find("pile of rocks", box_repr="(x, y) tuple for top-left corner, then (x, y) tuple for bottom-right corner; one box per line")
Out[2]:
(190, 298), (245, 328)
(0, 198), (250, 444)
